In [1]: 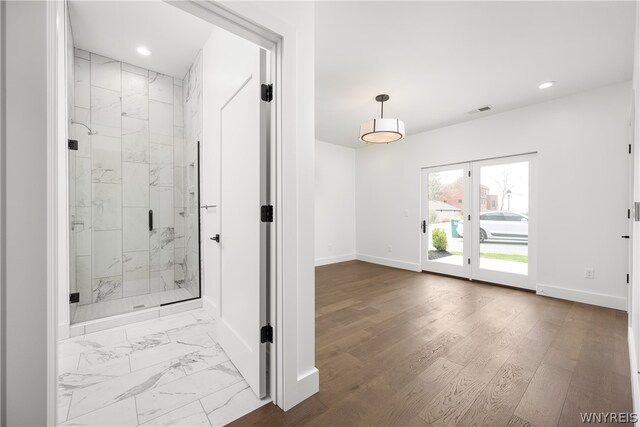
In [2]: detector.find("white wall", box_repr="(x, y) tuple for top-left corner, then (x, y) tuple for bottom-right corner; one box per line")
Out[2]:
(356, 82), (632, 310)
(3, 1), (49, 425)
(315, 140), (356, 265)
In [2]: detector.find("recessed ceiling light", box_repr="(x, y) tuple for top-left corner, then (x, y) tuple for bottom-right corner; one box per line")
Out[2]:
(137, 46), (151, 56)
(538, 81), (554, 89)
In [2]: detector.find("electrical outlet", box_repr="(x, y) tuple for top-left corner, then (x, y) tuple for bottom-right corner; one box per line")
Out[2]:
(387, 245), (393, 253)
(585, 268), (595, 279)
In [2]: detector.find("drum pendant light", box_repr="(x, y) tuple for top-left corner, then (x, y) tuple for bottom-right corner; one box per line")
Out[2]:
(359, 94), (405, 144)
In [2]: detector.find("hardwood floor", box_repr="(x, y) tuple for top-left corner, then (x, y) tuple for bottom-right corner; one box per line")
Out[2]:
(231, 260), (632, 426)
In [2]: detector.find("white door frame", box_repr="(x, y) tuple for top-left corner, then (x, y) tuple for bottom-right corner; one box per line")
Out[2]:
(420, 163), (471, 278)
(46, 0), (311, 423)
(470, 154), (538, 290)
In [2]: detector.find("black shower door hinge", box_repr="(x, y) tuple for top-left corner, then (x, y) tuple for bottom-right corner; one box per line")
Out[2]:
(261, 84), (273, 102)
(69, 292), (80, 303)
(261, 205), (274, 223)
(261, 324), (273, 343)
(68, 139), (78, 150)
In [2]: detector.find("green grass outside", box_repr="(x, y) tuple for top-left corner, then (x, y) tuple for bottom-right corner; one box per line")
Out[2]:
(449, 251), (528, 263)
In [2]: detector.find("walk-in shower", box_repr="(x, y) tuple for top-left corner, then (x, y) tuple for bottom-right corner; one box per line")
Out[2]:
(67, 45), (203, 324)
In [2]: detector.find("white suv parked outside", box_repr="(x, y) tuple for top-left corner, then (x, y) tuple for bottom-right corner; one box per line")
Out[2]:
(456, 211), (528, 242)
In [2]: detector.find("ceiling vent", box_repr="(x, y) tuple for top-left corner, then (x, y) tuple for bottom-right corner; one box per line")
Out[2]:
(467, 105), (493, 115)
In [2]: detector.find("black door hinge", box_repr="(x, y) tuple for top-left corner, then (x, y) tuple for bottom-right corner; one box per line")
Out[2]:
(261, 324), (273, 343)
(629, 144), (632, 154)
(628, 209), (631, 219)
(468, 258), (471, 265)
(261, 205), (273, 222)
(627, 273), (630, 284)
(68, 139), (78, 150)
(69, 292), (80, 303)
(261, 84), (273, 102)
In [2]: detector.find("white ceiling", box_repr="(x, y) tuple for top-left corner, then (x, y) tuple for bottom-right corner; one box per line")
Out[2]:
(315, 1), (636, 148)
(69, 1), (215, 79)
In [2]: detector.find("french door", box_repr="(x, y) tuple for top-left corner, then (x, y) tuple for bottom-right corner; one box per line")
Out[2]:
(421, 154), (536, 290)
(420, 163), (471, 277)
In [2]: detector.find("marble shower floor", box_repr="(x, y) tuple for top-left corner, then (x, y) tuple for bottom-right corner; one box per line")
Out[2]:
(72, 288), (195, 323)
(58, 309), (270, 426)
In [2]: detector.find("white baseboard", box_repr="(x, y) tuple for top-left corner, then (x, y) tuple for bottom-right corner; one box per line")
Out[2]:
(536, 283), (627, 310)
(284, 368), (319, 410)
(629, 327), (639, 415)
(315, 253), (356, 267)
(58, 322), (69, 340)
(356, 253), (421, 272)
(202, 296), (218, 318)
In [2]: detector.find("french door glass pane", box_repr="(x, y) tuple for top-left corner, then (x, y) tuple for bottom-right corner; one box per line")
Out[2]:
(478, 161), (529, 275)
(428, 169), (465, 267)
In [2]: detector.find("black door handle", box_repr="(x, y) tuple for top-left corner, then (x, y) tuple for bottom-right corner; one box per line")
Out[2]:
(149, 210), (153, 231)
(210, 234), (220, 242)
(422, 220), (427, 233)
(622, 235), (630, 239)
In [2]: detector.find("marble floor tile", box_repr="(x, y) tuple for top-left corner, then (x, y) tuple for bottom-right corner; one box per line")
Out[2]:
(140, 401), (209, 427)
(59, 309), (264, 426)
(64, 398), (138, 426)
(201, 381), (269, 427)
(68, 356), (185, 420)
(135, 360), (244, 424)
(78, 331), (169, 370)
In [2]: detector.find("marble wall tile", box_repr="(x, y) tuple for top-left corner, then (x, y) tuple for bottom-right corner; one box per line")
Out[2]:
(150, 227), (174, 272)
(74, 47), (90, 60)
(122, 62), (148, 76)
(150, 143), (173, 166)
(150, 269), (175, 293)
(123, 207), (149, 252)
(93, 184), (121, 230)
(93, 230), (122, 278)
(74, 107), (91, 158)
(75, 206), (92, 256)
(174, 169), (184, 208)
(149, 72), (173, 103)
(90, 53), (121, 91)
(150, 133), (173, 146)
(91, 86), (121, 130)
(75, 157), (92, 207)
(174, 210), (184, 248)
(173, 86), (184, 127)
(91, 135), (122, 184)
(92, 276), (123, 303)
(122, 71), (148, 120)
(76, 255), (92, 306)
(122, 116), (149, 163)
(123, 162), (149, 207)
(149, 100), (173, 136)
(150, 186), (173, 228)
(123, 251), (150, 297)
(150, 165), (173, 188)
(74, 57), (90, 109)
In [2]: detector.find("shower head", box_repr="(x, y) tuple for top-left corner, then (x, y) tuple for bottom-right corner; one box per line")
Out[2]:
(70, 119), (98, 136)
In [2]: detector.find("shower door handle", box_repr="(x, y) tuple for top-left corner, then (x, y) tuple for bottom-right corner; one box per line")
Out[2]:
(149, 210), (153, 231)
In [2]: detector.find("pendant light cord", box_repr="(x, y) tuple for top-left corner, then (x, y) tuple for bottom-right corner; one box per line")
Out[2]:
(380, 99), (384, 118)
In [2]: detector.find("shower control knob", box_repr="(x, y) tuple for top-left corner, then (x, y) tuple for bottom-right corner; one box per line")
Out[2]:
(210, 234), (220, 243)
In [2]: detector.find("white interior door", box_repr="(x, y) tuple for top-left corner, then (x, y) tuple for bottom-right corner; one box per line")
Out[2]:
(421, 163), (471, 278)
(219, 48), (268, 398)
(470, 154), (536, 290)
